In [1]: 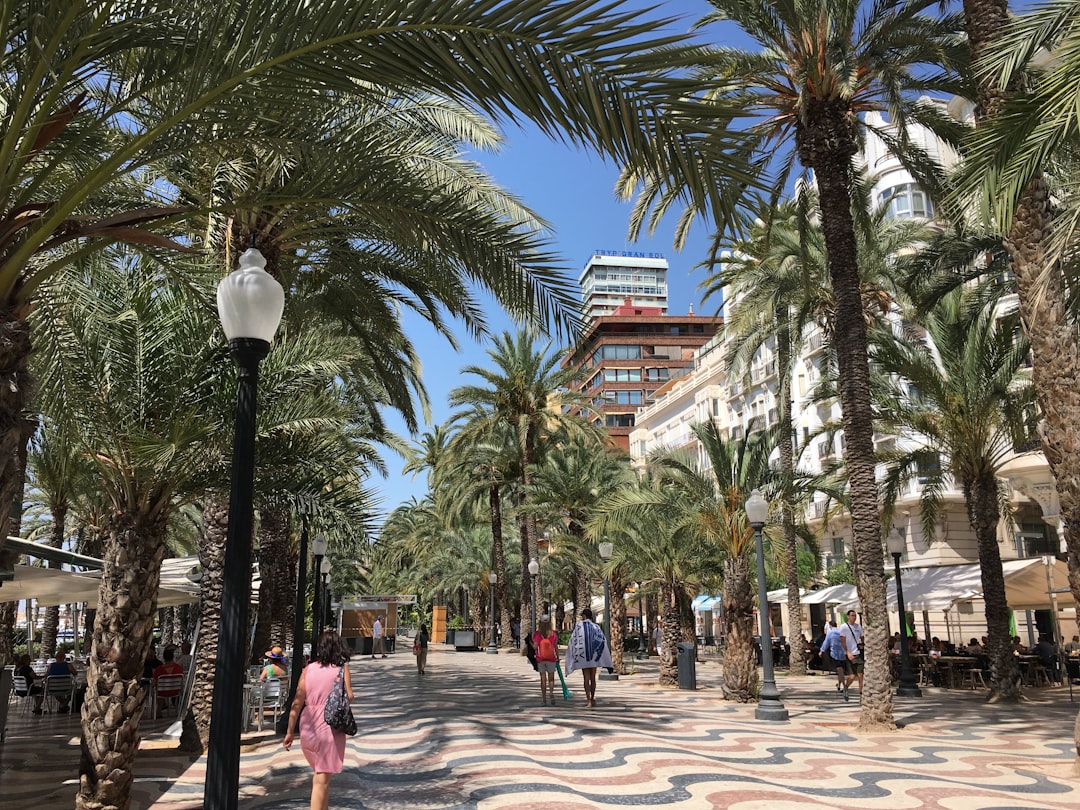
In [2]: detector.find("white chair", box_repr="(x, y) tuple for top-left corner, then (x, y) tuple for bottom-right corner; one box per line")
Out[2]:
(11, 675), (35, 716)
(246, 678), (284, 731)
(152, 674), (184, 719)
(42, 674), (73, 713)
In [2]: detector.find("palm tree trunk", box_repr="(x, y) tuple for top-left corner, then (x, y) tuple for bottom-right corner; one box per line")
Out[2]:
(179, 494), (228, 753)
(610, 567), (627, 674)
(964, 0), (1080, 758)
(798, 104), (892, 730)
(965, 475), (1023, 701)
(261, 505), (292, 650)
(778, 327), (805, 675)
(721, 554), (757, 702)
(41, 502), (68, 658)
(516, 505), (536, 634)
(490, 484), (513, 648)
(658, 582), (680, 686)
(0, 412), (35, 666)
(78, 508), (169, 810)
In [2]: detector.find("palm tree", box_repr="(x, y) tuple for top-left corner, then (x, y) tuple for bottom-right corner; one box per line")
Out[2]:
(620, 0), (965, 729)
(450, 330), (594, 634)
(954, 0), (1080, 742)
(873, 285), (1036, 701)
(33, 253), (225, 810)
(529, 440), (634, 672)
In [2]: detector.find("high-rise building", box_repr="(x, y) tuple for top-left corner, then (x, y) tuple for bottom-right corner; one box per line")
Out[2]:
(579, 251), (668, 319)
(565, 299), (720, 452)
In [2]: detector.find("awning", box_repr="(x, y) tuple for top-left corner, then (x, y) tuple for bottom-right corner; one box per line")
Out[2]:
(834, 558), (1074, 612)
(801, 583), (858, 605)
(767, 587), (808, 605)
(0, 556), (205, 608)
(1, 535), (104, 569)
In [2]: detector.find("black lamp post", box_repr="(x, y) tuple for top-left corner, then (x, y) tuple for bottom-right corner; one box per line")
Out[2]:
(321, 560), (332, 632)
(745, 489), (788, 722)
(310, 533), (327, 652)
(487, 571), (499, 654)
(528, 558), (539, 633)
(276, 516), (309, 734)
(887, 528), (922, 697)
(637, 583), (649, 660)
(598, 541), (618, 680)
(206, 244), (284, 809)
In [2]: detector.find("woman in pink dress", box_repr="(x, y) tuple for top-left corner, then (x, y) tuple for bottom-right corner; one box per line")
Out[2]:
(283, 630), (354, 810)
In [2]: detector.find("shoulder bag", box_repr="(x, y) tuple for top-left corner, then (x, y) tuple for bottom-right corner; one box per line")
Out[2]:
(323, 665), (357, 736)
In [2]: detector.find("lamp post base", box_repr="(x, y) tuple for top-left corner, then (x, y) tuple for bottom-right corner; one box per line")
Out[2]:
(896, 682), (922, 697)
(600, 671), (620, 680)
(755, 699), (789, 722)
(486, 645), (499, 655)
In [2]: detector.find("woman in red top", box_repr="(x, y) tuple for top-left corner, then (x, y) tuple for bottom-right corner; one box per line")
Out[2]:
(532, 616), (559, 706)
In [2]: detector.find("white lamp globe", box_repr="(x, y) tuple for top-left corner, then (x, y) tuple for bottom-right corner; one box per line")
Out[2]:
(216, 247), (285, 342)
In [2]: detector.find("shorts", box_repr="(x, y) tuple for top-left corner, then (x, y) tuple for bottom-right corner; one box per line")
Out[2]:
(537, 661), (557, 673)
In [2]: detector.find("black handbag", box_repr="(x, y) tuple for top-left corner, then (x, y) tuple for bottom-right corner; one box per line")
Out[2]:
(322, 666), (357, 736)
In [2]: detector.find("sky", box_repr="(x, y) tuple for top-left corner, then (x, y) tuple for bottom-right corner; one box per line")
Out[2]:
(373, 0), (732, 516)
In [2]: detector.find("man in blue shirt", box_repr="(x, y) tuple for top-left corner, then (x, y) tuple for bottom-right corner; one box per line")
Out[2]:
(828, 610), (864, 701)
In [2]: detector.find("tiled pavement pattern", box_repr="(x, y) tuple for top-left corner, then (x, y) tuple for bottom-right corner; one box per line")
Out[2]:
(3, 647), (1079, 809)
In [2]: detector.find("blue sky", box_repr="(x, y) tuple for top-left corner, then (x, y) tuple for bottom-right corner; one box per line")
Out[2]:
(374, 0), (730, 515)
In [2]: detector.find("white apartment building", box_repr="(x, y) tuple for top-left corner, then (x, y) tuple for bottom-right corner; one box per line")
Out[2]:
(629, 100), (1069, 643)
(579, 251), (668, 320)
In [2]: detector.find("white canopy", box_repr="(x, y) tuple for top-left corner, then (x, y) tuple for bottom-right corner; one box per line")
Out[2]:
(767, 587), (808, 605)
(1, 556), (205, 608)
(835, 558), (1073, 612)
(801, 583), (858, 605)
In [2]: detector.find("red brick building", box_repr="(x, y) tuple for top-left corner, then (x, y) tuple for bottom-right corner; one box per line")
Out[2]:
(565, 300), (722, 451)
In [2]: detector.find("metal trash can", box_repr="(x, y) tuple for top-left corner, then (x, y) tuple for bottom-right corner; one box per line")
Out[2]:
(677, 642), (697, 690)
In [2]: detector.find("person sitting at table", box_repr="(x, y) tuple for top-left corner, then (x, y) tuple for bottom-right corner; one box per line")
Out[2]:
(1012, 636), (1028, 654)
(909, 633), (924, 654)
(891, 632), (901, 653)
(259, 646), (288, 681)
(43, 652), (78, 713)
(929, 637), (943, 658)
(966, 637), (983, 654)
(1065, 635), (1080, 654)
(15, 653), (46, 714)
(153, 647), (184, 714)
(142, 645), (163, 686)
(1033, 635), (1057, 666)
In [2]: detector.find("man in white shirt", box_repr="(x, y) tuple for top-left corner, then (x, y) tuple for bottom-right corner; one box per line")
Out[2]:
(837, 609), (865, 698)
(372, 616), (386, 658)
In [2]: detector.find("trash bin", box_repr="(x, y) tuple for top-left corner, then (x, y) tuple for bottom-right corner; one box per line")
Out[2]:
(677, 642), (697, 690)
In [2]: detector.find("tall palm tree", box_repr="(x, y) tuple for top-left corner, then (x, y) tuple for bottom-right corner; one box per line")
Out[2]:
(955, 1), (1080, 741)
(33, 253), (224, 810)
(873, 285), (1036, 701)
(450, 330), (593, 634)
(620, 0), (965, 729)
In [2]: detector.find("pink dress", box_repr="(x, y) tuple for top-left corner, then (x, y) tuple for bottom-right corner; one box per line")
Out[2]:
(299, 663), (347, 773)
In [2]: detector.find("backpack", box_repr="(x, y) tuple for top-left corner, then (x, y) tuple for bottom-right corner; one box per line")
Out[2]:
(538, 633), (556, 661)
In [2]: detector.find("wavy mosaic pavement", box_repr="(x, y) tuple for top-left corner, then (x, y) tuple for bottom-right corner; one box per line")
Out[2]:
(4, 647), (1079, 809)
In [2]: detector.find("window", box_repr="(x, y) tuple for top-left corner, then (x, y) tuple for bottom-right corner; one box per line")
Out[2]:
(693, 324), (704, 333)
(600, 345), (642, 360)
(831, 536), (846, 557)
(646, 368), (670, 382)
(879, 182), (933, 220)
(818, 439), (833, 459)
(605, 414), (636, 428)
(915, 453), (941, 484)
(608, 390), (643, 405)
(1016, 523), (1056, 557)
(603, 368), (642, 382)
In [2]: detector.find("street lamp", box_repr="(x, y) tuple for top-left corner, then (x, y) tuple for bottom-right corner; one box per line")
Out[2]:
(487, 571), (499, 654)
(310, 533), (328, 652)
(598, 541), (618, 681)
(887, 528), (921, 697)
(206, 243), (285, 809)
(320, 557), (332, 633)
(745, 489), (788, 722)
(528, 558), (540, 633)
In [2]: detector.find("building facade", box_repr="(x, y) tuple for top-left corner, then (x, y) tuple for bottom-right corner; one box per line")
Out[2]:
(566, 300), (720, 452)
(578, 251), (668, 320)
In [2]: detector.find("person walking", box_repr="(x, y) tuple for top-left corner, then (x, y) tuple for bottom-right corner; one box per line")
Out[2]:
(564, 608), (613, 708)
(414, 624), (430, 675)
(532, 616), (559, 705)
(372, 615), (386, 659)
(283, 630), (354, 810)
(832, 610), (864, 700)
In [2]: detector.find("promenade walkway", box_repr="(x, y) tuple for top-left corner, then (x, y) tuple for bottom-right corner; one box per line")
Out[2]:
(3, 645), (1079, 808)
